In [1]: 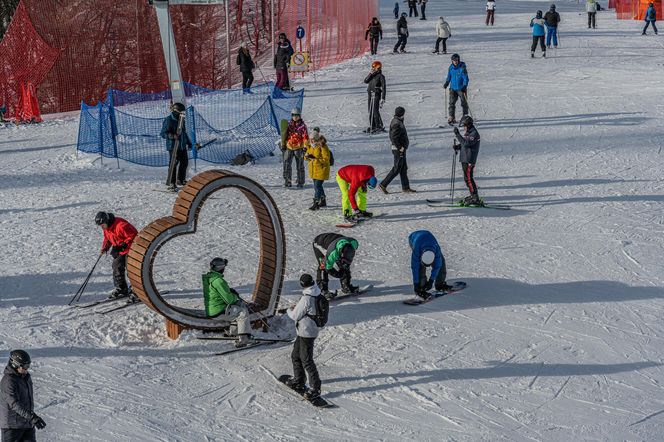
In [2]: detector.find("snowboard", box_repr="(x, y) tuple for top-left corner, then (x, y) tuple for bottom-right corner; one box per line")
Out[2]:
(403, 281), (467, 305)
(280, 119), (289, 148)
(336, 212), (384, 228)
(276, 374), (337, 408)
(326, 284), (373, 303)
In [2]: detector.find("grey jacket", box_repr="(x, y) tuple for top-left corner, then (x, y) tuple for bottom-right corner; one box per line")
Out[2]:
(1, 365), (34, 429)
(455, 125), (480, 164)
(287, 284), (321, 338)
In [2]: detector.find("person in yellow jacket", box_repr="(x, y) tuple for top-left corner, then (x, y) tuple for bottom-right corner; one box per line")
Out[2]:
(305, 127), (331, 211)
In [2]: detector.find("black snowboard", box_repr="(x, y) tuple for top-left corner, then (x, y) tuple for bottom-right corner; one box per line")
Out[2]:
(277, 374), (337, 408)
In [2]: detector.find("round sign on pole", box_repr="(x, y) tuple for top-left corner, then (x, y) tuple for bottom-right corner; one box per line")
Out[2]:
(296, 25), (305, 40)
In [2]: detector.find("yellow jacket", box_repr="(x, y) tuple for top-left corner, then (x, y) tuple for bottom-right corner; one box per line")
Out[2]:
(305, 136), (331, 180)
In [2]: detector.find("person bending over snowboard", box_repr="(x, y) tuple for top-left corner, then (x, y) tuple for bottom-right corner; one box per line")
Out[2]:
(409, 230), (453, 300)
(312, 233), (360, 299)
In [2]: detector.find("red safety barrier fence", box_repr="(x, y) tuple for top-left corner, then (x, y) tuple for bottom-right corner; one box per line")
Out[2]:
(614, 0), (661, 19)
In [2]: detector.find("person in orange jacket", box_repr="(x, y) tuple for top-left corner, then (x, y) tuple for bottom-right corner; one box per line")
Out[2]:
(283, 108), (310, 188)
(95, 211), (138, 301)
(335, 164), (378, 222)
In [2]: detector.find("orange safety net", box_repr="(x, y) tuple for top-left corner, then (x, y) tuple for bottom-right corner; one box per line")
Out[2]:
(0, 0), (378, 116)
(615, 0), (661, 19)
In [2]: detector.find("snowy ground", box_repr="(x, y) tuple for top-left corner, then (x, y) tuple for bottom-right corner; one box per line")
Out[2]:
(2, 0), (664, 440)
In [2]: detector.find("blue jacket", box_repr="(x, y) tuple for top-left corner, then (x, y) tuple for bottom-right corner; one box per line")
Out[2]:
(645, 6), (656, 21)
(444, 62), (469, 92)
(408, 230), (444, 284)
(160, 113), (193, 152)
(530, 18), (546, 36)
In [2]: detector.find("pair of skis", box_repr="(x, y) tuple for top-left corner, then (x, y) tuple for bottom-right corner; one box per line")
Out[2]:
(427, 198), (511, 210)
(72, 294), (142, 314)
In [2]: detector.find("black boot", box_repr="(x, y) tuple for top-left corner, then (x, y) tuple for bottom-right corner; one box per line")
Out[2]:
(318, 196), (327, 207)
(308, 199), (320, 211)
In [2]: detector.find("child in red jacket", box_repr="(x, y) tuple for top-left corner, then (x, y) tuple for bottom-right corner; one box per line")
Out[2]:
(95, 211), (138, 301)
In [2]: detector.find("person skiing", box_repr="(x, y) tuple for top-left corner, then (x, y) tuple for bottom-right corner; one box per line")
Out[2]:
(643, 2), (658, 35)
(305, 127), (331, 211)
(409, 230), (451, 300)
(160, 102), (193, 191)
(530, 11), (547, 58)
(312, 233), (360, 298)
(274, 33), (294, 90)
(335, 164), (378, 222)
(586, 0), (597, 29)
(433, 16), (452, 54)
(452, 115), (481, 206)
(365, 17), (383, 55)
(364, 61), (386, 134)
(237, 41), (255, 93)
(285, 274), (323, 400)
(283, 108), (309, 188)
(380, 106), (415, 194)
(443, 54), (469, 125)
(544, 4), (561, 48)
(393, 2), (400, 19)
(420, 0), (428, 20)
(486, 0), (496, 26)
(96, 211), (139, 301)
(408, 0), (418, 17)
(393, 13), (409, 53)
(1, 350), (46, 442)
(202, 258), (252, 347)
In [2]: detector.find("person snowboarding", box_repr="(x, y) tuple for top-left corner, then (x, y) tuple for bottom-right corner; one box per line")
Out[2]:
(203, 258), (252, 347)
(486, 0), (496, 26)
(379, 106), (415, 194)
(335, 164), (378, 222)
(285, 274), (324, 400)
(433, 16), (452, 54)
(530, 11), (547, 58)
(1, 350), (46, 442)
(237, 41), (255, 93)
(420, 0), (428, 20)
(452, 115), (481, 205)
(365, 17), (383, 55)
(586, 0), (597, 29)
(408, 0), (418, 17)
(443, 54), (470, 125)
(282, 108), (309, 188)
(409, 230), (452, 300)
(95, 211), (138, 301)
(312, 233), (360, 298)
(305, 127), (331, 210)
(393, 2), (399, 19)
(274, 33), (294, 90)
(643, 2), (658, 35)
(393, 13), (409, 53)
(544, 4), (561, 48)
(364, 61), (386, 133)
(160, 102), (193, 191)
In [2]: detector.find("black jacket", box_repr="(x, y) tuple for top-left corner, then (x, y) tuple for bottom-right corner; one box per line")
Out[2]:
(1, 365), (34, 429)
(389, 116), (409, 150)
(273, 41), (293, 69)
(455, 125), (480, 164)
(236, 48), (255, 72)
(397, 17), (409, 37)
(544, 11), (561, 27)
(364, 71), (386, 100)
(365, 21), (383, 39)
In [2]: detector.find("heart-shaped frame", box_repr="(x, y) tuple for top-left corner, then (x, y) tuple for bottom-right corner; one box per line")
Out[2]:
(126, 170), (286, 339)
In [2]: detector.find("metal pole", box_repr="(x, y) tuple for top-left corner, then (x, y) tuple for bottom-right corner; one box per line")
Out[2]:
(153, 1), (185, 104)
(225, 0), (231, 89)
(271, 0), (275, 67)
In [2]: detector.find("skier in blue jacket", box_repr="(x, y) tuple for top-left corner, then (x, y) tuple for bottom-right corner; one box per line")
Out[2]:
(530, 11), (546, 58)
(409, 230), (451, 299)
(643, 3), (658, 35)
(443, 54), (470, 125)
(160, 102), (194, 190)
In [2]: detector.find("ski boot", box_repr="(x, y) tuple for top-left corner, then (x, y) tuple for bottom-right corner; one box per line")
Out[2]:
(107, 288), (129, 300)
(464, 194), (482, 206)
(309, 199), (320, 211)
(542, 52), (546, 58)
(403, 188), (417, 193)
(341, 283), (360, 296)
(285, 377), (307, 394)
(447, 117), (457, 126)
(322, 290), (337, 301)
(436, 283), (455, 292)
(432, 50), (439, 54)
(126, 291), (140, 304)
(379, 183), (389, 194)
(284, 180), (292, 188)
(356, 210), (373, 218)
(166, 184), (178, 193)
(318, 196), (327, 208)
(234, 334), (253, 348)
(296, 183), (304, 189)
(176, 179), (187, 186)
(417, 290), (432, 301)
(343, 210), (357, 223)
(304, 389), (321, 401)
(531, 52), (535, 58)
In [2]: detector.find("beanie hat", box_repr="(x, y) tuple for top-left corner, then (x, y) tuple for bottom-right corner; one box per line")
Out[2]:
(300, 273), (315, 288)
(395, 106), (405, 117)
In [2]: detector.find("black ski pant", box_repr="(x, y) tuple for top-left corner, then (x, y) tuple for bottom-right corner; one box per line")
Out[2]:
(367, 91), (383, 131)
(486, 10), (495, 25)
(313, 246), (351, 292)
(448, 89), (469, 120)
(409, 4), (418, 17)
(283, 148), (305, 186)
(462, 162), (477, 195)
(587, 12), (596, 28)
(168, 148), (188, 185)
(643, 20), (658, 33)
(420, 3), (426, 20)
(2, 428), (36, 442)
(434, 37), (448, 53)
(394, 35), (408, 52)
(113, 254), (129, 293)
(531, 36), (546, 53)
(291, 336), (321, 391)
(417, 262), (447, 292)
(369, 36), (379, 55)
(381, 150), (410, 190)
(241, 71), (254, 89)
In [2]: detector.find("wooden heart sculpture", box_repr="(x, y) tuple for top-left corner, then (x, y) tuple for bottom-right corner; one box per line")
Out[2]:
(126, 170), (286, 339)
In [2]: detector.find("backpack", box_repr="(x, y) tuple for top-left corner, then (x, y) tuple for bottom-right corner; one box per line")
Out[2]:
(328, 149), (335, 166)
(231, 149), (254, 166)
(306, 295), (329, 327)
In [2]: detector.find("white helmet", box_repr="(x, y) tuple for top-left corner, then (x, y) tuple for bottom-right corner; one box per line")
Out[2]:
(421, 250), (435, 266)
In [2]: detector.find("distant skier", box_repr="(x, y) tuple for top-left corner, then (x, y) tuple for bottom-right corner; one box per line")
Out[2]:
(365, 17), (383, 55)
(643, 2), (658, 35)
(409, 230), (452, 300)
(393, 13), (409, 53)
(335, 164), (378, 222)
(420, 0), (428, 20)
(95, 211), (139, 301)
(452, 115), (482, 206)
(433, 16), (452, 54)
(283, 107), (309, 188)
(274, 33), (294, 90)
(393, 1), (399, 19)
(364, 61), (386, 133)
(486, 0), (496, 26)
(285, 274), (324, 400)
(530, 11), (547, 58)
(380, 106), (415, 194)
(237, 41), (255, 93)
(408, 0), (418, 17)
(161, 102), (193, 191)
(203, 258), (251, 347)
(1, 350), (46, 442)
(312, 233), (360, 297)
(544, 4), (561, 48)
(305, 127), (331, 210)
(586, 0), (597, 29)
(443, 54), (469, 125)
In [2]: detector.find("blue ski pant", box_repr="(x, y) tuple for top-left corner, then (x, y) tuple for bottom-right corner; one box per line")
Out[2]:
(546, 27), (558, 47)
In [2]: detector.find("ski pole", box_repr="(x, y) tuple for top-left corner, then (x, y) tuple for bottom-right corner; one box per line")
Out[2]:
(256, 64), (268, 83)
(68, 254), (103, 305)
(450, 147), (458, 203)
(368, 92), (376, 135)
(444, 87), (448, 123)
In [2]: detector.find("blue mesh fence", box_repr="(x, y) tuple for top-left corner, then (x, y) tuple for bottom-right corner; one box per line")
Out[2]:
(77, 81), (304, 166)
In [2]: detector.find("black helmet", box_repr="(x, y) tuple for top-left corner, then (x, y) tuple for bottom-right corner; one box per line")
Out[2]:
(210, 257), (228, 272)
(550, 3), (556, 9)
(536, 10), (543, 18)
(172, 102), (185, 114)
(460, 115), (474, 127)
(451, 53), (460, 62)
(395, 106), (405, 118)
(9, 350), (31, 370)
(299, 273), (315, 288)
(401, 12), (407, 17)
(95, 211), (111, 226)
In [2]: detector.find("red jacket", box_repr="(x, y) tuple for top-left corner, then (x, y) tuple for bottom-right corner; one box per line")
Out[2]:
(337, 164), (375, 210)
(101, 217), (138, 255)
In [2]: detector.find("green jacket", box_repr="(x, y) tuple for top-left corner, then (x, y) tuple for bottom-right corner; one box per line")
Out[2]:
(203, 270), (239, 317)
(325, 238), (359, 270)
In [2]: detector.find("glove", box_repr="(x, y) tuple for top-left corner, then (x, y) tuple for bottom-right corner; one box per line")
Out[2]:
(109, 243), (127, 259)
(380, 99), (385, 108)
(100, 248), (108, 257)
(424, 279), (433, 291)
(443, 82), (449, 89)
(31, 414), (46, 430)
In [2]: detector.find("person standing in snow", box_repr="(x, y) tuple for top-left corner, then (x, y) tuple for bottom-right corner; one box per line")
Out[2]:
(393, 2), (400, 19)
(236, 42), (255, 93)
(530, 10), (547, 58)
(409, 230), (452, 300)
(433, 16), (452, 54)
(643, 2), (658, 35)
(544, 4), (561, 48)
(274, 33), (294, 90)
(305, 127), (331, 211)
(335, 164), (378, 221)
(364, 60), (386, 133)
(1, 350), (46, 442)
(365, 17), (383, 55)
(420, 0), (428, 20)
(95, 211), (138, 302)
(453, 115), (482, 206)
(408, 0), (418, 17)
(312, 233), (360, 298)
(586, 0), (597, 29)
(379, 106), (415, 194)
(161, 102), (193, 191)
(283, 108), (309, 188)
(393, 13), (409, 53)
(443, 54), (470, 125)
(486, 0), (496, 26)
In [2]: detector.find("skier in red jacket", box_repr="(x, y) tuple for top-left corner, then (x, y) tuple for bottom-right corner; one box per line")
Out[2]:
(335, 164), (378, 222)
(95, 211), (138, 301)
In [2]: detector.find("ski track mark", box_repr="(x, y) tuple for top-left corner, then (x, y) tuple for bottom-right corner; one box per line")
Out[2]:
(543, 309), (556, 326)
(628, 408), (664, 427)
